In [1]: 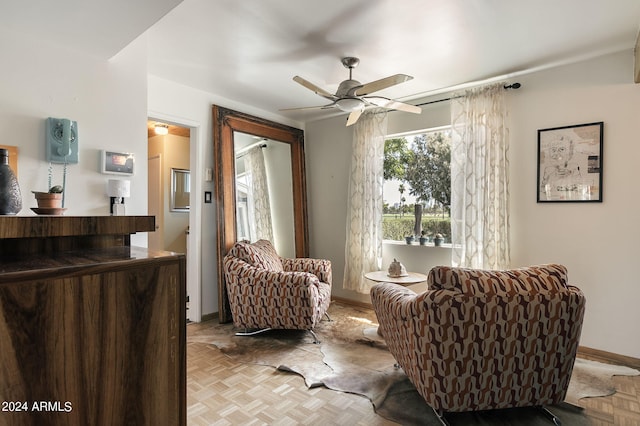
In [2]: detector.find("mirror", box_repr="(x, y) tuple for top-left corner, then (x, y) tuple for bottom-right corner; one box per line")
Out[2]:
(212, 105), (307, 323)
(234, 133), (295, 258)
(170, 168), (190, 212)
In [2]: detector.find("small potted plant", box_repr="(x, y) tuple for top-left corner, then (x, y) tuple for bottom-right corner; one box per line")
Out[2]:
(404, 234), (415, 244)
(419, 230), (428, 245)
(33, 163), (67, 212)
(434, 233), (444, 247)
(32, 185), (64, 209)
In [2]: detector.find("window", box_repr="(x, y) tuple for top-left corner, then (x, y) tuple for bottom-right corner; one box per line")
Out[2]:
(383, 127), (451, 242)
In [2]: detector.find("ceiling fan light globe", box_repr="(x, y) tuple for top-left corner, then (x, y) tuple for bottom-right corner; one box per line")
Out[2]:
(336, 98), (364, 112)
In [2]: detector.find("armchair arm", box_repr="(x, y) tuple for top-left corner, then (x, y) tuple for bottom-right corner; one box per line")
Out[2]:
(370, 282), (418, 310)
(225, 257), (321, 290)
(371, 284), (460, 368)
(281, 257), (332, 285)
(370, 282), (419, 337)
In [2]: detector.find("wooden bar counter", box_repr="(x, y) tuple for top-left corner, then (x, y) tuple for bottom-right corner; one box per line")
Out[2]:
(0, 216), (186, 426)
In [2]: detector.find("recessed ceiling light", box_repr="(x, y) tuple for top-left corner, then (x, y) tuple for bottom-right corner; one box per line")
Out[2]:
(154, 124), (169, 135)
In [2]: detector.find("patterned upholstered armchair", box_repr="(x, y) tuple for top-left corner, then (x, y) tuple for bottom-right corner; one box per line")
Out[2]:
(370, 264), (586, 424)
(223, 239), (332, 342)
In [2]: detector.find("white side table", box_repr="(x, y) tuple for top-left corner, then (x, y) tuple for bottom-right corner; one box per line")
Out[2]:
(364, 270), (428, 286)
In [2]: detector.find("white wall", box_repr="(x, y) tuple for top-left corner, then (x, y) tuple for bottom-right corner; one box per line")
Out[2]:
(509, 50), (640, 358)
(306, 50), (640, 358)
(0, 28), (150, 246)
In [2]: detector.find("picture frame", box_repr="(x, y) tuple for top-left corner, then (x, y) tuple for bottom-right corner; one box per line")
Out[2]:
(537, 122), (603, 202)
(170, 168), (190, 212)
(101, 150), (135, 175)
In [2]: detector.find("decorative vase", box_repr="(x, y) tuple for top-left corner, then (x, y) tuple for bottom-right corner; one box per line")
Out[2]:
(0, 148), (22, 215)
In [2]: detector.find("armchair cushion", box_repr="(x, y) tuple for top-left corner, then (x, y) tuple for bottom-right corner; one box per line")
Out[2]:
(227, 239), (283, 272)
(282, 257), (332, 285)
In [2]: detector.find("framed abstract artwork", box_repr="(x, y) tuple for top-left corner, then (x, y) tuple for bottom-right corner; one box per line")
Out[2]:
(537, 122), (603, 202)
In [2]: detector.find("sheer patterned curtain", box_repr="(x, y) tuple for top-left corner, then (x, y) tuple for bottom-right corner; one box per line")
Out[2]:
(343, 111), (387, 293)
(245, 146), (274, 243)
(450, 83), (510, 269)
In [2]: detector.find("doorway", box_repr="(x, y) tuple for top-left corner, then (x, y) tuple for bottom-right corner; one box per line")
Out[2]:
(148, 119), (195, 321)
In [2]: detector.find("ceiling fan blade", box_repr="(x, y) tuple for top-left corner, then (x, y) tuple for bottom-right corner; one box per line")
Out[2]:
(354, 74), (413, 96)
(293, 76), (337, 101)
(365, 97), (421, 114)
(279, 102), (336, 112)
(346, 108), (363, 126)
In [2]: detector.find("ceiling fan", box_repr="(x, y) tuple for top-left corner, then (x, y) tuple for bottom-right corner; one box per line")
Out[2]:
(281, 57), (422, 126)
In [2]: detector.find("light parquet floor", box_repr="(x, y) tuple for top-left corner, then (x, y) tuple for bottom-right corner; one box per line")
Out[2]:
(578, 370), (640, 426)
(187, 337), (394, 426)
(187, 316), (640, 426)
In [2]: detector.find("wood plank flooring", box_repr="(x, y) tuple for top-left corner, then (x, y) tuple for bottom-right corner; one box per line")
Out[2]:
(187, 313), (640, 425)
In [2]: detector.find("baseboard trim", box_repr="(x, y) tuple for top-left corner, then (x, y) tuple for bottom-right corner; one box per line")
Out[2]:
(201, 312), (219, 323)
(578, 346), (640, 370)
(332, 296), (373, 310)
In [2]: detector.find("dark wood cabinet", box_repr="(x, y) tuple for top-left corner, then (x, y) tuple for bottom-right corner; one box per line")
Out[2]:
(0, 216), (186, 426)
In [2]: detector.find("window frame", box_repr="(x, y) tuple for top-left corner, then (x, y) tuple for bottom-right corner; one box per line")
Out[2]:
(383, 126), (452, 244)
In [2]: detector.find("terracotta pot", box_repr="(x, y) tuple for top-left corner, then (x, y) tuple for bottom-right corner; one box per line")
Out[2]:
(33, 192), (63, 208)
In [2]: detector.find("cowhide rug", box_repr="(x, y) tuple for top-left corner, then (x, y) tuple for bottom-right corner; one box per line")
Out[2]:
(188, 303), (640, 425)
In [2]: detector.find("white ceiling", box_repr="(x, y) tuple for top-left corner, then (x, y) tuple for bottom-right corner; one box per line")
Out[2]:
(0, 0), (182, 59)
(3, 0), (640, 124)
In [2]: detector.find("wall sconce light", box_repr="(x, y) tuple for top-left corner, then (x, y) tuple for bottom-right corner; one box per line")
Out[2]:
(154, 123), (169, 135)
(107, 179), (131, 216)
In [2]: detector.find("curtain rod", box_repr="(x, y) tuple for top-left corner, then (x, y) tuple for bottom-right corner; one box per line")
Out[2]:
(414, 82), (522, 107)
(235, 142), (267, 157)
